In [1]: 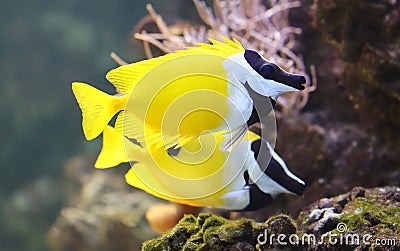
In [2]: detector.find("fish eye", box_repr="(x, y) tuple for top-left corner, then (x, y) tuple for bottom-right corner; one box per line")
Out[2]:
(259, 63), (276, 79)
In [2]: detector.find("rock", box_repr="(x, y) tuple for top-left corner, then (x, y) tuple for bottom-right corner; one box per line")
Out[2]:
(142, 213), (299, 250)
(47, 156), (160, 251)
(298, 186), (400, 250)
(143, 186), (400, 250)
(311, 0), (400, 154)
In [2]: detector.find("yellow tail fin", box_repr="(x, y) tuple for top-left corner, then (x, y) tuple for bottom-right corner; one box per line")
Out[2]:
(95, 126), (145, 168)
(72, 82), (127, 140)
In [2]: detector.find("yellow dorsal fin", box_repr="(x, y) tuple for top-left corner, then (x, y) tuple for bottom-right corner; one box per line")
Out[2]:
(106, 36), (244, 94)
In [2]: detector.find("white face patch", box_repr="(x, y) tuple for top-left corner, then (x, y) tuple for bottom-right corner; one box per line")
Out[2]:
(222, 51), (253, 85)
(212, 52), (253, 132)
(247, 76), (299, 100)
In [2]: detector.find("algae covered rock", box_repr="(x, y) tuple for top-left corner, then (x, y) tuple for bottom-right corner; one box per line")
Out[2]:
(311, 0), (400, 149)
(298, 186), (400, 250)
(142, 213), (299, 251)
(143, 187), (399, 250)
(47, 156), (160, 251)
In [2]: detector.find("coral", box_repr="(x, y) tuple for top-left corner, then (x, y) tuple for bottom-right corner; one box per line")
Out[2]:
(133, 0), (316, 112)
(142, 213), (299, 250)
(49, 1), (400, 250)
(311, 0), (400, 148)
(298, 186), (400, 250)
(47, 156), (160, 251)
(259, 0), (400, 219)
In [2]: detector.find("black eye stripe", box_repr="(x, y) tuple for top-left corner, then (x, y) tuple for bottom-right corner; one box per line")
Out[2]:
(244, 50), (280, 80)
(259, 64), (276, 79)
(244, 50), (265, 75)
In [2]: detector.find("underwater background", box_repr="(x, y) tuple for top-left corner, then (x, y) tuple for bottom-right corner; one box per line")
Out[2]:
(1, 1), (192, 250)
(1, 0), (399, 250)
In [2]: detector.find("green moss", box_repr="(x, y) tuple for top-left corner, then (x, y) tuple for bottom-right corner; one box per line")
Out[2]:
(142, 215), (200, 251)
(264, 214), (297, 235)
(339, 197), (400, 235)
(142, 213), (299, 250)
(183, 231), (205, 251)
(296, 187), (400, 250)
(200, 213), (227, 231)
(181, 214), (197, 223)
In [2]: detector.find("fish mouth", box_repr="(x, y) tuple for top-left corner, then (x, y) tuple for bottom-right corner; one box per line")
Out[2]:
(274, 71), (306, 91)
(259, 62), (306, 90)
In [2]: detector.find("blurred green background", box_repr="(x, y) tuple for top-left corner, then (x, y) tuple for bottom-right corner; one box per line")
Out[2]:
(0, 0), (195, 250)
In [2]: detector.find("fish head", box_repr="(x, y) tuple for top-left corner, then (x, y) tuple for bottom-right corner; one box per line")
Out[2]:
(243, 50), (306, 100)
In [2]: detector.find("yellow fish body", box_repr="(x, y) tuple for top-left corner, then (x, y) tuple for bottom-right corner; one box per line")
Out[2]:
(72, 37), (305, 149)
(96, 126), (306, 211)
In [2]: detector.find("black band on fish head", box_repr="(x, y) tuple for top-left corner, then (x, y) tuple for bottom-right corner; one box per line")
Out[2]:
(273, 71), (306, 91)
(244, 50), (265, 74)
(244, 49), (306, 91)
(244, 50), (279, 80)
(259, 63), (276, 79)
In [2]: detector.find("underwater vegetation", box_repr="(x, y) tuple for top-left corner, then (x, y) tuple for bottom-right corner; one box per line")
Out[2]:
(298, 186), (400, 250)
(142, 213), (298, 250)
(134, 0), (316, 112)
(143, 186), (400, 250)
(47, 0), (400, 250)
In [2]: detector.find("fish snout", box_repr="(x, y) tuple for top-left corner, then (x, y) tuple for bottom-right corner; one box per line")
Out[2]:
(259, 62), (306, 91)
(277, 71), (306, 91)
(290, 75), (306, 90)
